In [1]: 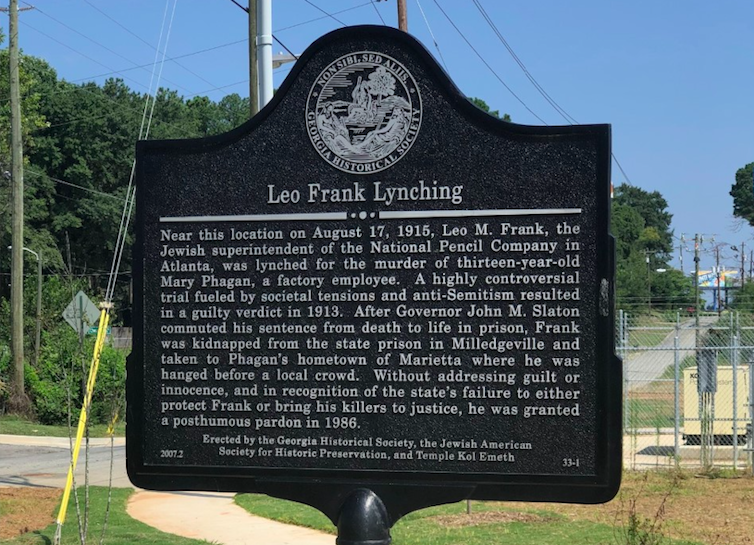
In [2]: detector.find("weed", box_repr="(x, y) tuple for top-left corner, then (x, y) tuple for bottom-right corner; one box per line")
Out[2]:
(610, 473), (678, 545)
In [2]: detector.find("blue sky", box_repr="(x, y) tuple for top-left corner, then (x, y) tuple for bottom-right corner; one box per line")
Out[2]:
(3, 0), (753, 272)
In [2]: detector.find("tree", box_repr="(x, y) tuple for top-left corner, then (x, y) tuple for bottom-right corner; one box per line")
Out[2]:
(611, 187), (687, 310)
(28, 78), (143, 281)
(730, 281), (754, 312)
(612, 203), (644, 259)
(613, 184), (674, 260)
(651, 268), (694, 310)
(0, 43), (52, 301)
(367, 66), (396, 106)
(215, 94), (250, 133)
(730, 162), (754, 227)
(468, 97), (511, 122)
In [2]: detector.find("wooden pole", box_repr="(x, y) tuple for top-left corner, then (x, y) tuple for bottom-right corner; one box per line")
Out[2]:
(694, 235), (701, 343)
(716, 245), (722, 315)
(249, 0), (259, 116)
(9, 0), (30, 413)
(741, 242), (745, 289)
(397, 0), (408, 31)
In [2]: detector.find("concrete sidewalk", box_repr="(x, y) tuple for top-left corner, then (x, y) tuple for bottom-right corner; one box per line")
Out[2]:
(1, 434), (335, 544)
(127, 490), (335, 545)
(0, 433), (125, 448)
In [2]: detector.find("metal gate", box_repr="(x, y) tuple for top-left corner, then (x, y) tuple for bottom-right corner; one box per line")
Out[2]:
(618, 311), (754, 471)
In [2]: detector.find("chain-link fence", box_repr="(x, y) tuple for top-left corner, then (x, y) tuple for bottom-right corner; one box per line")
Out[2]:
(618, 311), (754, 471)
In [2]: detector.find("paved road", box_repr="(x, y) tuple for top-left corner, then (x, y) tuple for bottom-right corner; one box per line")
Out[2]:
(622, 316), (717, 390)
(0, 435), (129, 488)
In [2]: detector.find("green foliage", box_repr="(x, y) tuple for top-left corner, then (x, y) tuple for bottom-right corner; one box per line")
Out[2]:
(0, 276), (124, 424)
(0, 342), (8, 398)
(613, 203), (645, 259)
(612, 185), (687, 310)
(1, 324), (126, 425)
(613, 184), (674, 259)
(651, 269), (693, 309)
(615, 251), (649, 309)
(0, 414), (125, 436)
(0, 49), (55, 295)
(729, 162), (754, 227)
(0, 45), (268, 420)
(612, 473), (678, 545)
(468, 96), (512, 121)
(237, 493), (709, 545)
(730, 280), (754, 310)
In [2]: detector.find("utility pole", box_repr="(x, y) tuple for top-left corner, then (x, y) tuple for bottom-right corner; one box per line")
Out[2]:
(715, 245), (722, 316)
(397, 0), (408, 31)
(8, 0), (31, 413)
(694, 234), (701, 346)
(249, 0), (258, 116)
(741, 241), (746, 289)
(679, 234), (685, 274)
(257, 0), (273, 108)
(645, 252), (652, 310)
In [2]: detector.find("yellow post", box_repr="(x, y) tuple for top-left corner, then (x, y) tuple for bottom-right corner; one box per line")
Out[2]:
(54, 305), (112, 544)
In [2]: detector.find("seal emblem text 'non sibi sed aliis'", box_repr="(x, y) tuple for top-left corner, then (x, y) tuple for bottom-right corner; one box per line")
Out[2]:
(306, 52), (422, 174)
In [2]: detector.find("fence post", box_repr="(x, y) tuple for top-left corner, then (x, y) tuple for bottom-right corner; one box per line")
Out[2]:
(733, 332), (739, 471)
(619, 310), (635, 469)
(619, 310), (628, 430)
(749, 358), (754, 475)
(674, 319), (680, 467)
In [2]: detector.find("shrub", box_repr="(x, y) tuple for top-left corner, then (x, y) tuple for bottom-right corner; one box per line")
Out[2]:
(23, 327), (125, 425)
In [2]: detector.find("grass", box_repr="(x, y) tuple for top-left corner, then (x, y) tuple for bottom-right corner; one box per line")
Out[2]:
(2, 487), (210, 545)
(623, 312), (683, 348)
(626, 397), (676, 429)
(628, 328), (671, 348)
(0, 415), (125, 438)
(235, 492), (702, 545)
(658, 355), (697, 380)
(6, 472), (741, 545)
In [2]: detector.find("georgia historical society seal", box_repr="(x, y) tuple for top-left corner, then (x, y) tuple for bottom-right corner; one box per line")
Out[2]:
(306, 52), (422, 174)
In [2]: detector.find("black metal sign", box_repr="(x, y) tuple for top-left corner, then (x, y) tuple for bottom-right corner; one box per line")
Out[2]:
(127, 25), (621, 528)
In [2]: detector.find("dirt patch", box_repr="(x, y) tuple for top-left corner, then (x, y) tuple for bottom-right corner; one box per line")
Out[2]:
(534, 472), (754, 545)
(433, 510), (548, 528)
(0, 487), (61, 539)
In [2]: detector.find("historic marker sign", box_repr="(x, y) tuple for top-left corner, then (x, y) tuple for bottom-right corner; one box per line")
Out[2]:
(128, 26), (620, 519)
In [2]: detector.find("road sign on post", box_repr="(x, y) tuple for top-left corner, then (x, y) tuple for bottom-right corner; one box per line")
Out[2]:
(62, 290), (100, 336)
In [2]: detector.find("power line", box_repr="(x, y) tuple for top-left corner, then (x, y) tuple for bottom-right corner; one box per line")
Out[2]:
(0, 39), (247, 107)
(225, 0), (299, 62)
(471, 0), (576, 125)
(273, 35), (299, 61)
(431, 0), (547, 124)
(371, 0), (387, 25)
(20, 21), (155, 93)
(107, 0), (179, 305)
(303, 0), (347, 27)
(22, 2), (193, 95)
(275, 2), (373, 32)
(415, 0), (447, 71)
(612, 154), (633, 186)
(82, 0), (217, 89)
(2, 4), (373, 106)
(457, 0), (633, 184)
(25, 168), (128, 202)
